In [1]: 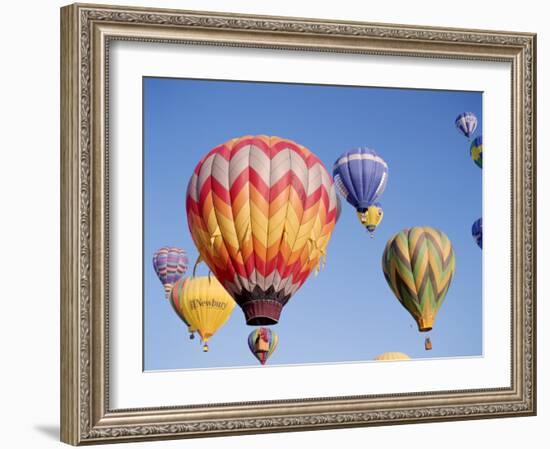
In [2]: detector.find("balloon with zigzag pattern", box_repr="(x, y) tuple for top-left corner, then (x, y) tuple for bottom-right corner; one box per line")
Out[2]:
(186, 135), (338, 326)
(381, 227), (456, 334)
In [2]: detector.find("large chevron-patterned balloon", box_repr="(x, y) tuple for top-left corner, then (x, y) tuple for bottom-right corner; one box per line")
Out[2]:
(186, 135), (338, 326)
(382, 227), (456, 332)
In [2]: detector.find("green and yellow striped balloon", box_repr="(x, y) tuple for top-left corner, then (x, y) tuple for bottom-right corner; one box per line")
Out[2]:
(382, 227), (455, 332)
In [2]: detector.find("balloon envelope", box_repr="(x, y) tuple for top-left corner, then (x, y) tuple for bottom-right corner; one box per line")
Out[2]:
(470, 136), (483, 168)
(333, 147), (388, 211)
(172, 276), (235, 350)
(169, 278), (196, 335)
(374, 352), (411, 361)
(472, 217), (482, 249)
(152, 247), (189, 298)
(382, 227), (456, 332)
(186, 135), (338, 326)
(455, 112), (478, 139)
(248, 327), (278, 365)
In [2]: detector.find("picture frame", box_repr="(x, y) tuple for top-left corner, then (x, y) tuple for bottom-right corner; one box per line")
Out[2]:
(60, 2), (536, 445)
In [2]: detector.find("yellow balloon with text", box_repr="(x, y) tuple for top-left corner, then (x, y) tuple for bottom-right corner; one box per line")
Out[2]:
(172, 276), (235, 352)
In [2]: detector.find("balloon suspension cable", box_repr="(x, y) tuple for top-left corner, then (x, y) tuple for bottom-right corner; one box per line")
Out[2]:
(314, 249), (328, 276)
(192, 254), (202, 277)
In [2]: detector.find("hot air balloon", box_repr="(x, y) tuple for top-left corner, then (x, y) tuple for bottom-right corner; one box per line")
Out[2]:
(171, 276), (235, 352)
(248, 327), (278, 365)
(455, 112), (478, 140)
(374, 352), (411, 361)
(382, 227), (456, 336)
(470, 135), (483, 168)
(186, 135), (338, 326)
(472, 217), (482, 249)
(169, 278), (197, 339)
(332, 148), (388, 236)
(152, 247), (189, 298)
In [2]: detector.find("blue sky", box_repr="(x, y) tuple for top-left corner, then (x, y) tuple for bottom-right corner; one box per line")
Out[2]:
(143, 77), (482, 371)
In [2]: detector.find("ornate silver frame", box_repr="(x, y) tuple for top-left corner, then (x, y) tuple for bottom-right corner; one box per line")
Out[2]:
(60, 3), (536, 445)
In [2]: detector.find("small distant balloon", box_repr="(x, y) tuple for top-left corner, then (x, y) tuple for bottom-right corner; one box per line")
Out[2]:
(248, 327), (278, 365)
(455, 112), (478, 139)
(470, 136), (483, 168)
(152, 247), (189, 298)
(472, 217), (482, 249)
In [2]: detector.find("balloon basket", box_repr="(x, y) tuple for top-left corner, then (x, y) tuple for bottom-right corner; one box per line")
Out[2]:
(424, 337), (433, 351)
(203, 344), (209, 352)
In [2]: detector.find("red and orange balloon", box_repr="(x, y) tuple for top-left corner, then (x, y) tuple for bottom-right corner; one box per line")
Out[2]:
(186, 135), (338, 325)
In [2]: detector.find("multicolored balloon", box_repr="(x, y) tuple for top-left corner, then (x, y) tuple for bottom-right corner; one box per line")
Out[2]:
(171, 276), (235, 352)
(248, 327), (278, 365)
(472, 217), (482, 249)
(169, 278), (197, 339)
(186, 135), (338, 326)
(374, 352), (410, 361)
(382, 227), (456, 332)
(152, 247), (189, 298)
(333, 148), (388, 236)
(470, 135), (483, 168)
(455, 112), (478, 139)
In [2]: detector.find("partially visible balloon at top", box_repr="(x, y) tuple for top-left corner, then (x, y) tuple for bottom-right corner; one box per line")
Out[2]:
(152, 247), (189, 298)
(455, 112), (478, 139)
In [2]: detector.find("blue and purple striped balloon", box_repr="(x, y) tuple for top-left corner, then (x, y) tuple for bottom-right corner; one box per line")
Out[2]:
(152, 247), (189, 298)
(332, 147), (388, 212)
(472, 218), (482, 249)
(455, 112), (478, 139)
